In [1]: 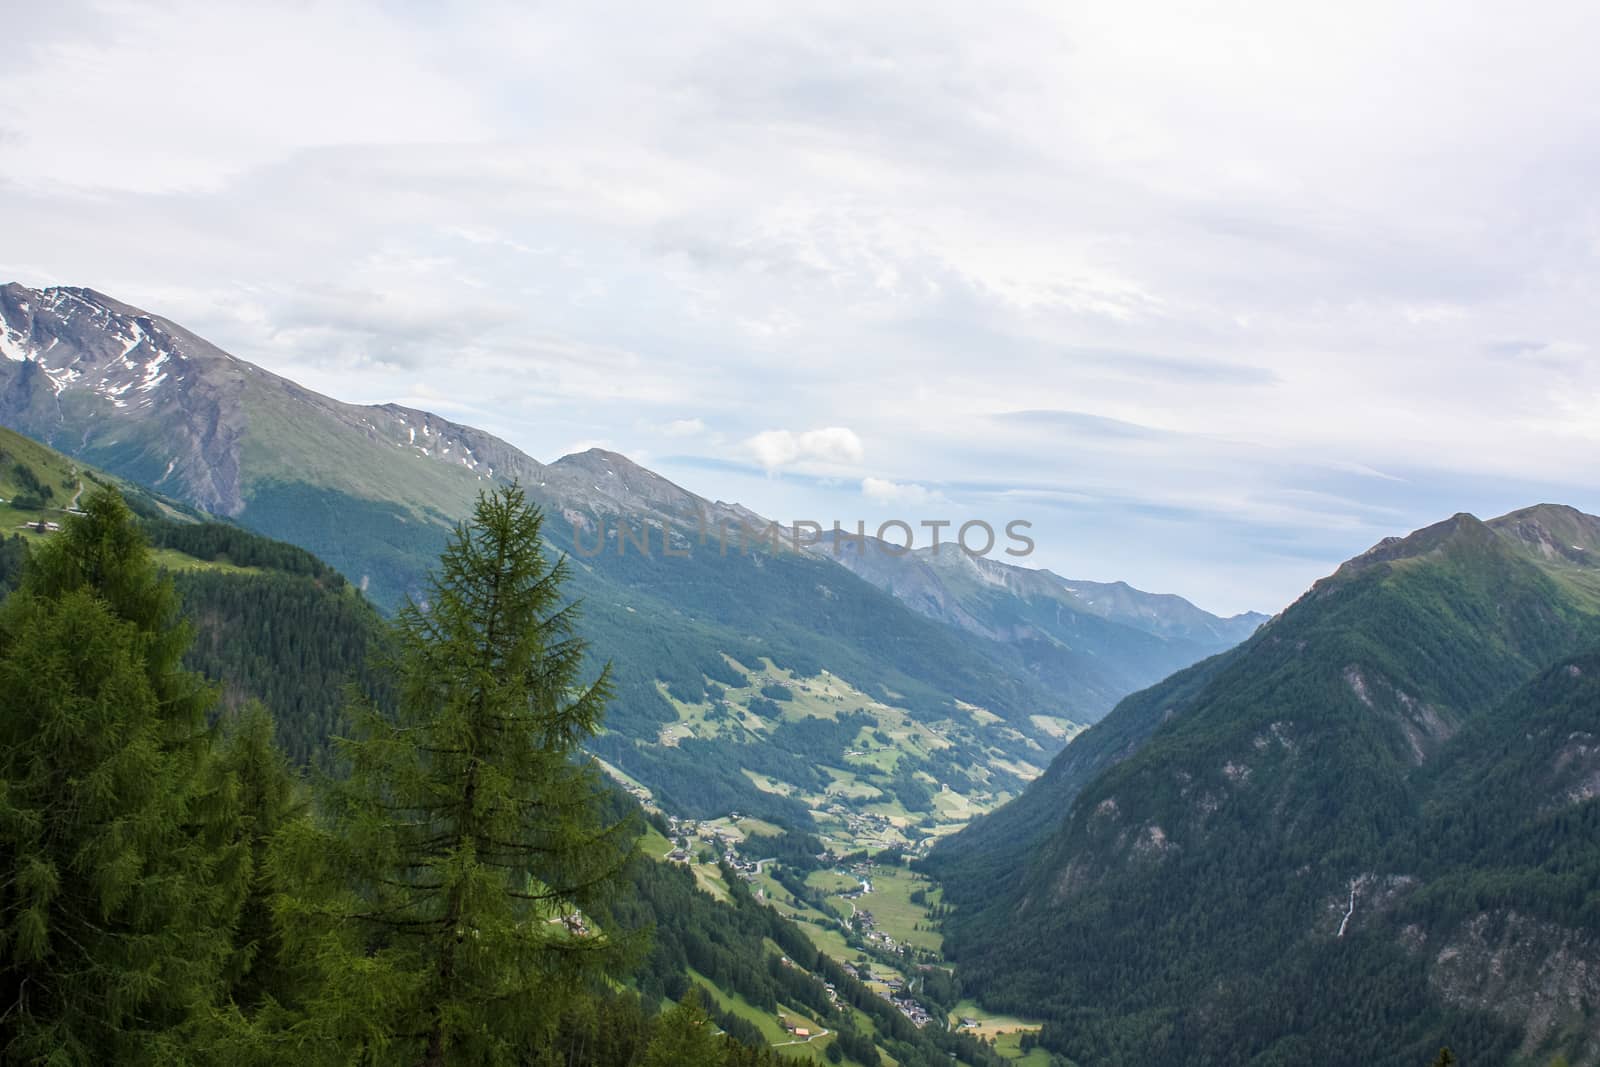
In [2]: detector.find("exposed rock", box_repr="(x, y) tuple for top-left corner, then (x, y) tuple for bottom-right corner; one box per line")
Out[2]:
(1431, 911), (1600, 1064)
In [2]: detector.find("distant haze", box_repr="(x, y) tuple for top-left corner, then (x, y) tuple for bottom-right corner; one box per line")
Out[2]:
(5, 1), (1600, 614)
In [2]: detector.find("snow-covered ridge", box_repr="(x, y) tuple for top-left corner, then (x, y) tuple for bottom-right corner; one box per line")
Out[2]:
(359, 407), (497, 476)
(0, 284), (189, 409)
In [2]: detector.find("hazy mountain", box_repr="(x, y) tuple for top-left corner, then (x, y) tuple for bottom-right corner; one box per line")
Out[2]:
(820, 535), (1265, 720)
(0, 283), (1260, 840)
(929, 504), (1600, 1066)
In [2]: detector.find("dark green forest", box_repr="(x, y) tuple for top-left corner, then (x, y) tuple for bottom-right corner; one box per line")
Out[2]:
(931, 514), (1600, 1067)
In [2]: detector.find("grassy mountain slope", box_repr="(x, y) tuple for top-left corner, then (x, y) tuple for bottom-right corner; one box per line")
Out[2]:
(540, 484), (1089, 836)
(934, 506), (1600, 1066)
(0, 425), (387, 764)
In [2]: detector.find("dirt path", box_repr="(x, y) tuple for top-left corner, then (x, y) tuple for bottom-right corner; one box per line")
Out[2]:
(773, 1027), (831, 1047)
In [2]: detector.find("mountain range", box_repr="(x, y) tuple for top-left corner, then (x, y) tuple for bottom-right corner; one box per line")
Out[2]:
(927, 504), (1600, 1065)
(0, 282), (1259, 848)
(821, 536), (1265, 717)
(8, 281), (1600, 1063)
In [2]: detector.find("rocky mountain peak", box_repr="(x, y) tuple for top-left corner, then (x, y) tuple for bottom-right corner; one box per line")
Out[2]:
(1486, 503), (1600, 565)
(541, 447), (730, 524)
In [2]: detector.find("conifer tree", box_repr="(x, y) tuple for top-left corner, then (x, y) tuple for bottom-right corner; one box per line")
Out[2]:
(0, 487), (239, 1064)
(642, 989), (725, 1067)
(273, 485), (633, 1065)
(210, 703), (302, 1011)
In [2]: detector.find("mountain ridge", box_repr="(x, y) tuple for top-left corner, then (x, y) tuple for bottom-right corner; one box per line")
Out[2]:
(817, 530), (1265, 722)
(931, 503), (1600, 1065)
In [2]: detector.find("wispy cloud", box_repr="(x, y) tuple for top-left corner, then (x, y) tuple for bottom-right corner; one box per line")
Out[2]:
(861, 477), (943, 506)
(658, 417), (708, 438)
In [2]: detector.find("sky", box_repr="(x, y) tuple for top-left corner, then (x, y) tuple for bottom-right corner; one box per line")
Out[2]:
(4, 0), (1600, 615)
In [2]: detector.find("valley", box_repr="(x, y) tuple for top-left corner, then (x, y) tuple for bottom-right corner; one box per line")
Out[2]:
(616, 748), (1053, 1065)
(644, 807), (1049, 1065)
(11, 283), (1600, 1065)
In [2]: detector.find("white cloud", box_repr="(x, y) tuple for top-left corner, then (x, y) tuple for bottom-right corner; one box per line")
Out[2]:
(745, 427), (865, 472)
(861, 477), (942, 506)
(660, 418), (708, 438)
(1, 0), (490, 194)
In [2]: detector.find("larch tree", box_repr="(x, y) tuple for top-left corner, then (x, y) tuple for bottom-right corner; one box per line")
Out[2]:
(210, 703), (303, 1013)
(273, 485), (634, 1065)
(0, 487), (241, 1064)
(641, 989), (726, 1067)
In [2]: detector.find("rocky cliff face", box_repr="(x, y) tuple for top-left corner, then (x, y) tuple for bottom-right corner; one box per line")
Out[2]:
(0, 284), (543, 518)
(1, 285), (253, 513)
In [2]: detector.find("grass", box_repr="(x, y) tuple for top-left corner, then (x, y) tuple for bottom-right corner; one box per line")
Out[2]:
(3, 511), (260, 577)
(1028, 714), (1083, 741)
(236, 377), (491, 516)
(991, 1031), (1052, 1065)
(638, 824), (676, 860)
(687, 969), (834, 1063)
(149, 547), (261, 574)
(648, 660), (1047, 859)
(849, 864), (943, 953)
(690, 860), (731, 902)
(949, 998), (1044, 1044)
(805, 871), (861, 896)
(744, 770), (796, 795)
(0, 426), (85, 504)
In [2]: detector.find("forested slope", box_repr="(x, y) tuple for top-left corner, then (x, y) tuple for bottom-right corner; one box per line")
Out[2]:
(935, 508), (1600, 1066)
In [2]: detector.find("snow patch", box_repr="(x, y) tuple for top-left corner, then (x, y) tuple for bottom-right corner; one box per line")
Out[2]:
(0, 327), (31, 362)
(42, 366), (79, 395)
(119, 322), (146, 357)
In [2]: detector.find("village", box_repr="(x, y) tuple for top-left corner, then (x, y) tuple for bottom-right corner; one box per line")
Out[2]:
(595, 759), (1045, 1050)
(656, 811), (942, 1031)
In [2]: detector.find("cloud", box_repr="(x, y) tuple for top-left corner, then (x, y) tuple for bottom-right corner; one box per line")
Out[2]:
(0, 0), (490, 194)
(659, 417), (707, 438)
(744, 427), (865, 472)
(993, 410), (1170, 439)
(861, 477), (943, 506)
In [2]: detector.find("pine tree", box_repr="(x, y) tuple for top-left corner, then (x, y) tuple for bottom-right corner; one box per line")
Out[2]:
(642, 989), (726, 1067)
(1430, 1049), (1457, 1067)
(210, 704), (303, 1011)
(273, 485), (634, 1065)
(0, 487), (239, 1064)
